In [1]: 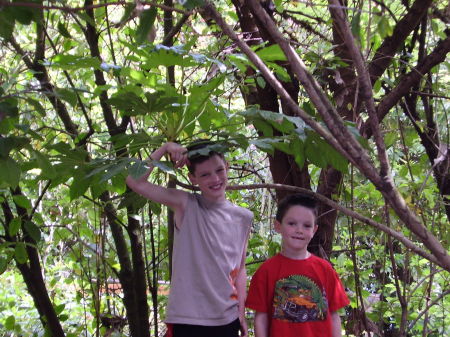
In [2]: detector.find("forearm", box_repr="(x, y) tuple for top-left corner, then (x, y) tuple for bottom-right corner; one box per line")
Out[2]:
(126, 143), (168, 185)
(125, 142), (188, 210)
(331, 311), (343, 337)
(254, 312), (269, 337)
(236, 266), (247, 318)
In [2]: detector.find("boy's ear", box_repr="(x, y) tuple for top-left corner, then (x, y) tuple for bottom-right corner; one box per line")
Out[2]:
(274, 220), (282, 233)
(188, 172), (197, 185)
(313, 224), (318, 234)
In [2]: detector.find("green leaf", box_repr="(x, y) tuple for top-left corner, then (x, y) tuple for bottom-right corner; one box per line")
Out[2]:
(12, 195), (32, 210)
(24, 221), (41, 243)
(350, 11), (361, 42)
(384, 132), (397, 148)
(8, 217), (22, 237)
(0, 157), (21, 188)
(305, 137), (327, 168)
(11, 6), (34, 25)
(55, 303), (65, 315)
(14, 243), (28, 264)
(144, 45), (196, 68)
(0, 100), (19, 118)
(98, 160), (129, 183)
(4, 315), (15, 330)
(253, 120), (274, 137)
(152, 160), (174, 173)
(69, 169), (92, 200)
(251, 138), (277, 155)
(256, 76), (266, 89)
(179, 0), (206, 10)
(0, 256), (8, 275)
(26, 98), (46, 116)
(34, 151), (57, 179)
(55, 88), (78, 107)
(57, 22), (72, 39)
(118, 192), (148, 211)
(136, 7), (157, 44)
(117, 3), (136, 26)
(0, 8), (15, 39)
(255, 44), (287, 62)
(0, 136), (30, 158)
(128, 160), (149, 179)
(76, 12), (95, 27)
(50, 55), (101, 70)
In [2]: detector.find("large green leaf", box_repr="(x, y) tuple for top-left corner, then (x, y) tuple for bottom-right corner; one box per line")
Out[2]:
(0, 136), (30, 158)
(128, 159), (150, 179)
(4, 315), (15, 330)
(0, 157), (20, 187)
(12, 195), (32, 210)
(69, 168), (92, 200)
(49, 55), (101, 70)
(34, 151), (57, 179)
(14, 243), (28, 264)
(0, 8), (15, 39)
(136, 7), (157, 44)
(144, 45), (197, 68)
(24, 221), (41, 243)
(8, 217), (22, 237)
(0, 256), (8, 275)
(255, 44), (287, 62)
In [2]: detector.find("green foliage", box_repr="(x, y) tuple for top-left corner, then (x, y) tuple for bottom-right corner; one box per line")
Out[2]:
(0, 0), (449, 336)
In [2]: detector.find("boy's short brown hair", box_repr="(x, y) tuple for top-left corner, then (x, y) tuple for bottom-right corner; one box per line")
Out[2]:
(186, 140), (226, 174)
(275, 193), (318, 222)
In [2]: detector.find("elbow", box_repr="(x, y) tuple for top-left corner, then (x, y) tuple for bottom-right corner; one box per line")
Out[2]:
(125, 175), (138, 190)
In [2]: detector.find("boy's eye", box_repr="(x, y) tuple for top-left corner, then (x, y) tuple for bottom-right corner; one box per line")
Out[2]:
(288, 222), (296, 226)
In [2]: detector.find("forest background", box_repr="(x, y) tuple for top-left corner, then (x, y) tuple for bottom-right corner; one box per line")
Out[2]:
(0, 0), (449, 336)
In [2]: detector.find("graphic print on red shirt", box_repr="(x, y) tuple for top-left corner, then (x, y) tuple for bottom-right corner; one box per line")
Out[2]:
(273, 274), (328, 322)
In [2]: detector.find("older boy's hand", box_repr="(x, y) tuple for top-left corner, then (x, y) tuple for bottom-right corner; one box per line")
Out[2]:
(165, 142), (188, 169)
(239, 316), (248, 337)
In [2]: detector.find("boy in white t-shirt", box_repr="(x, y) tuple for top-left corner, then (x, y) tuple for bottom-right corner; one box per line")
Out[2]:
(126, 140), (253, 337)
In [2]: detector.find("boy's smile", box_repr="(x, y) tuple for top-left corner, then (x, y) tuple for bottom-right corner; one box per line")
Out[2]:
(188, 155), (228, 202)
(275, 205), (317, 259)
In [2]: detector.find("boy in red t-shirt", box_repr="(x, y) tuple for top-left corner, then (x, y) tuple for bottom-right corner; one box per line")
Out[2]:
(246, 194), (349, 337)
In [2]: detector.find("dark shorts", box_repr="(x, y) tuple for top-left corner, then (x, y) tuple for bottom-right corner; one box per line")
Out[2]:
(171, 318), (240, 337)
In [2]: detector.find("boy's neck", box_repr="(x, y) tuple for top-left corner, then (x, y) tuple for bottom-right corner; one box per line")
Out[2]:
(200, 192), (226, 204)
(280, 248), (311, 260)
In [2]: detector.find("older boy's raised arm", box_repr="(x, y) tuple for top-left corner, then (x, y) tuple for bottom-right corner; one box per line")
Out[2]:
(126, 142), (188, 215)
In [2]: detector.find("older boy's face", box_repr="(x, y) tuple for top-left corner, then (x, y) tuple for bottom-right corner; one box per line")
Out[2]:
(275, 205), (317, 258)
(188, 155), (228, 202)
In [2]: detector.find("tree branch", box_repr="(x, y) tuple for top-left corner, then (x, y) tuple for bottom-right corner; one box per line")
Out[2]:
(364, 31), (450, 136)
(368, 0), (433, 83)
(177, 180), (443, 267)
(0, 1), (187, 14)
(202, 0), (450, 271)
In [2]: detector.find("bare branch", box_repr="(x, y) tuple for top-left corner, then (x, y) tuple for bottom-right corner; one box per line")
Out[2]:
(0, 1), (187, 14)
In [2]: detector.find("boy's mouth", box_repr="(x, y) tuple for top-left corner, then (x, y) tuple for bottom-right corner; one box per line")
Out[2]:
(209, 183), (223, 190)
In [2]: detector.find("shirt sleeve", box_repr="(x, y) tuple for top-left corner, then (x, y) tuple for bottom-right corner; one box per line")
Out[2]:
(326, 266), (350, 312)
(245, 264), (271, 313)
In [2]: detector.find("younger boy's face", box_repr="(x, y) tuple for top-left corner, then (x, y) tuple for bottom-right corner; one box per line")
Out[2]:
(188, 155), (228, 202)
(275, 205), (317, 258)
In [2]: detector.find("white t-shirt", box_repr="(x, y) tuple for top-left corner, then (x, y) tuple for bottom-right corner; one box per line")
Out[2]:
(165, 193), (253, 326)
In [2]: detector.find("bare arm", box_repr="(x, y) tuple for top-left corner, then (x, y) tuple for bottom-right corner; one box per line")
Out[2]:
(126, 142), (189, 217)
(236, 249), (248, 337)
(331, 311), (343, 337)
(254, 312), (269, 337)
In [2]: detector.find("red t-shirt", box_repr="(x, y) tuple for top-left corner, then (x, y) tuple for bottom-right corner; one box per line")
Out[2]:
(246, 254), (349, 337)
